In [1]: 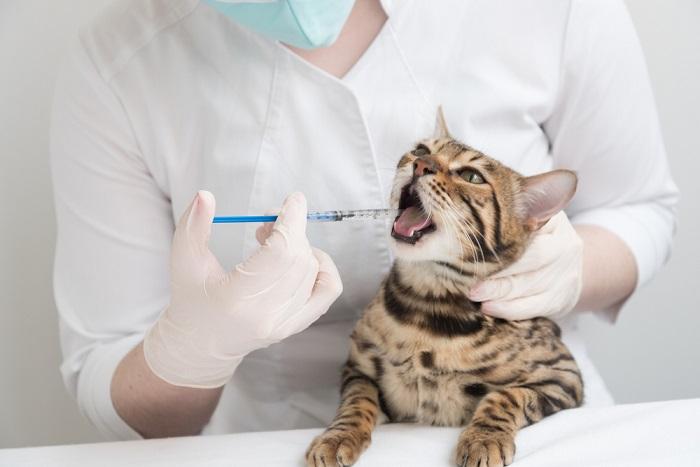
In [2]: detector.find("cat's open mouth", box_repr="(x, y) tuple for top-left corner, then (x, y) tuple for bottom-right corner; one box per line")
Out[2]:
(391, 183), (436, 244)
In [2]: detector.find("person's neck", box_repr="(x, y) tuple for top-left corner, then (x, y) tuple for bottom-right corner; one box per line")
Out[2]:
(285, 0), (387, 79)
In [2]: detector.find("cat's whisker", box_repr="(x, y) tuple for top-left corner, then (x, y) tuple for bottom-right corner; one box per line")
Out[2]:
(450, 195), (502, 267)
(441, 208), (469, 274)
(441, 207), (470, 266)
(441, 194), (484, 276)
(432, 185), (501, 268)
(427, 181), (475, 273)
(426, 187), (471, 272)
(457, 217), (483, 277)
(465, 216), (502, 266)
(443, 206), (480, 279)
(427, 186), (477, 282)
(443, 196), (488, 266)
(460, 216), (487, 274)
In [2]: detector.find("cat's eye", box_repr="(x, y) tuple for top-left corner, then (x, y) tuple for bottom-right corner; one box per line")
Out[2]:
(412, 144), (431, 157)
(460, 170), (485, 184)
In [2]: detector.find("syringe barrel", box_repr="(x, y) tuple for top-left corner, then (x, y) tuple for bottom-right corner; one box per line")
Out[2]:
(306, 209), (400, 222)
(307, 211), (342, 222)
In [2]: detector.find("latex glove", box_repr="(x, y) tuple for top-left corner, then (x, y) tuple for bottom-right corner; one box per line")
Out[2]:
(144, 191), (343, 388)
(468, 212), (583, 321)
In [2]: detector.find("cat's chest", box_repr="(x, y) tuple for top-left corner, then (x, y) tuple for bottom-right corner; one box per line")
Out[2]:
(377, 342), (484, 427)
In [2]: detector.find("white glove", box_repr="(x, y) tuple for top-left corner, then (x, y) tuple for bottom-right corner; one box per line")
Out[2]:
(144, 191), (343, 388)
(467, 212), (583, 321)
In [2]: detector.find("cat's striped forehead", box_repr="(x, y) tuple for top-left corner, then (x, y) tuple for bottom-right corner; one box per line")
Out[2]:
(409, 137), (507, 175)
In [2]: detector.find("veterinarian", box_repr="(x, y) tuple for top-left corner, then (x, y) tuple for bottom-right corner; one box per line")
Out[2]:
(51, 0), (678, 439)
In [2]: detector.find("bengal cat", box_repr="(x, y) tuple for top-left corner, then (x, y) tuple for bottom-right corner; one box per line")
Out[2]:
(306, 110), (584, 467)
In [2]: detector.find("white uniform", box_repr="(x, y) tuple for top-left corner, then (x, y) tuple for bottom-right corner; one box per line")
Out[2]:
(51, 0), (678, 440)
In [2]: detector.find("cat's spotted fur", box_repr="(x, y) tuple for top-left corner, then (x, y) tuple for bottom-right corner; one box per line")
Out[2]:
(307, 111), (583, 467)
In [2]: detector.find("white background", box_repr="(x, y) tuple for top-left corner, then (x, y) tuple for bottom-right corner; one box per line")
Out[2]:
(0, 0), (698, 449)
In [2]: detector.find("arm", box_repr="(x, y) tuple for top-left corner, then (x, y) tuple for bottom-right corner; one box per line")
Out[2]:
(111, 343), (223, 438)
(551, 0), (679, 319)
(469, 1), (678, 321)
(51, 39), (217, 439)
(573, 225), (637, 314)
(52, 40), (342, 440)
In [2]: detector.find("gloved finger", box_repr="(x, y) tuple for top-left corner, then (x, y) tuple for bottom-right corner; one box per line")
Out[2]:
(174, 191), (216, 255)
(175, 192), (198, 230)
(536, 210), (566, 234)
(240, 196), (311, 277)
(468, 276), (514, 302)
(233, 239), (315, 296)
(237, 252), (320, 349)
(230, 246), (315, 299)
(480, 293), (550, 321)
(468, 268), (549, 302)
(310, 248), (343, 302)
(268, 192), (308, 249)
(488, 234), (560, 279)
(280, 248), (343, 334)
(241, 252), (319, 341)
(311, 248), (343, 300)
(255, 208), (281, 245)
(269, 253), (321, 328)
(255, 223), (274, 245)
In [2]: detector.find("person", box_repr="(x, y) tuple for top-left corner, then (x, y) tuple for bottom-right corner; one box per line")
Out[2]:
(51, 0), (678, 440)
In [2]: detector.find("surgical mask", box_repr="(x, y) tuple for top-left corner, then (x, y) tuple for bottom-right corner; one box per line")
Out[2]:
(203, 0), (355, 49)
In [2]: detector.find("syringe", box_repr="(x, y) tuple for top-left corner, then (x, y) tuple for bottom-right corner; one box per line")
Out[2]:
(213, 208), (401, 224)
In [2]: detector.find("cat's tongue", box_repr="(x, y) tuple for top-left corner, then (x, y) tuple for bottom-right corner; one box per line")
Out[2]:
(393, 207), (432, 237)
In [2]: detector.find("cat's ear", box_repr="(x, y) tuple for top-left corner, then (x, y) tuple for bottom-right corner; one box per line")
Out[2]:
(433, 106), (452, 139)
(518, 170), (577, 231)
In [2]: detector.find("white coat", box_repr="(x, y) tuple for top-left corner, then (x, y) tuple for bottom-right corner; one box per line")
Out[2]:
(51, 0), (678, 440)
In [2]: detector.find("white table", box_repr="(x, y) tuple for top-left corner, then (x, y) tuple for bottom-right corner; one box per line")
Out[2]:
(3, 399), (699, 467)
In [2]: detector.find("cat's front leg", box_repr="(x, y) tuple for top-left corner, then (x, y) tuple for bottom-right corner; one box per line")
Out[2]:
(455, 378), (581, 467)
(306, 364), (382, 467)
(455, 388), (527, 467)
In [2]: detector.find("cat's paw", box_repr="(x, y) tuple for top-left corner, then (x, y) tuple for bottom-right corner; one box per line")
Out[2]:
(455, 433), (515, 467)
(306, 429), (371, 467)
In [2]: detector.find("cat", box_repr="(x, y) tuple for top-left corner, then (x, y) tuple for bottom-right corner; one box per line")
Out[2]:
(305, 109), (584, 467)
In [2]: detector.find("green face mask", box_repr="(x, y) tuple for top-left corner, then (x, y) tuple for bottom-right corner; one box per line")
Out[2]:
(203, 0), (356, 49)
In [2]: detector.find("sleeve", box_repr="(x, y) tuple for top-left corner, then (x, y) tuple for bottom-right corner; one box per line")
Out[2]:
(544, 0), (679, 318)
(50, 38), (175, 440)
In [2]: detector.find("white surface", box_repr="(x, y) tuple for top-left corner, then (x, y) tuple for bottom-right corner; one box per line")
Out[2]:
(50, 0), (672, 441)
(0, 0), (698, 450)
(2, 399), (699, 467)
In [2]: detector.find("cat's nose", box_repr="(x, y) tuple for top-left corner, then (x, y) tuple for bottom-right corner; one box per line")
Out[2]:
(414, 158), (436, 177)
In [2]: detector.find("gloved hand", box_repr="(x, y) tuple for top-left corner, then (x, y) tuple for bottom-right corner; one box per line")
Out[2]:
(144, 191), (343, 388)
(468, 211), (583, 321)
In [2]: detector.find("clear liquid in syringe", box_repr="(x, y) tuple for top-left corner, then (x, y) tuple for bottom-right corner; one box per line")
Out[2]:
(307, 209), (401, 222)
